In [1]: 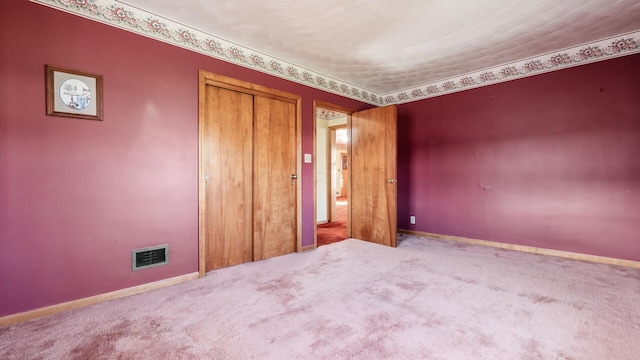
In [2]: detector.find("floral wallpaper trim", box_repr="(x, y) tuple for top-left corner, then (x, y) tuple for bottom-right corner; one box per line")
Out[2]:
(32, 1), (640, 106)
(316, 108), (348, 120)
(384, 32), (640, 105)
(32, 0), (383, 105)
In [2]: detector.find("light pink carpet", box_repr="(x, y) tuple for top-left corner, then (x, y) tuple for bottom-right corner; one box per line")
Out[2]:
(1, 235), (639, 359)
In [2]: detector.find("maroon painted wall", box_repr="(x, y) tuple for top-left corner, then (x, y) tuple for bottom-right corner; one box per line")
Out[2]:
(0, 0), (370, 316)
(398, 54), (640, 261)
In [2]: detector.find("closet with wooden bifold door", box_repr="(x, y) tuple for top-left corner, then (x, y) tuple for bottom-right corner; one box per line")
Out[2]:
(199, 71), (301, 273)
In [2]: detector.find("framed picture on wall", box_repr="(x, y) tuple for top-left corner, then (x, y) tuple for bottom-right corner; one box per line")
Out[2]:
(46, 65), (103, 121)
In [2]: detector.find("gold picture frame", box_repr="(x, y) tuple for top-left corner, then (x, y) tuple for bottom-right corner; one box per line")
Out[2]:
(46, 65), (103, 121)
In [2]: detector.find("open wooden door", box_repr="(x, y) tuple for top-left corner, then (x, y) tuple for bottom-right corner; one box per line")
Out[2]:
(350, 105), (397, 247)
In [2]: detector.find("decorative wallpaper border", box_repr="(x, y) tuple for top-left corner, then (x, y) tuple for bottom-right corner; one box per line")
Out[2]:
(32, 0), (384, 105)
(316, 108), (347, 120)
(384, 32), (640, 104)
(32, 0), (640, 106)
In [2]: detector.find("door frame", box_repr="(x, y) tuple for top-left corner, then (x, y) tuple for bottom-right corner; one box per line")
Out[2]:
(313, 100), (354, 248)
(340, 152), (348, 197)
(199, 70), (302, 277)
(328, 124), (347, 223)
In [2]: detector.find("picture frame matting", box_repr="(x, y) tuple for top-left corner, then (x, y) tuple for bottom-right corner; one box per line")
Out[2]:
(46, 65), (103, 121)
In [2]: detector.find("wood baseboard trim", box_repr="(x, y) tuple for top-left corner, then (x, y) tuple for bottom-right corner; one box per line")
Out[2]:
(300, 244), (315, 252)
(0, 272), (199, 328)
(399, 230), (640, 269)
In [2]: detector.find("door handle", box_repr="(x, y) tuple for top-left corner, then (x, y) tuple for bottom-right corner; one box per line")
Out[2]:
(291, 174), (297, 185)
(387, 178), (397, 183)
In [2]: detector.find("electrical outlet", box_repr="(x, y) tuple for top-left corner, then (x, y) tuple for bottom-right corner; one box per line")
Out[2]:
(410, 216), (416, 225)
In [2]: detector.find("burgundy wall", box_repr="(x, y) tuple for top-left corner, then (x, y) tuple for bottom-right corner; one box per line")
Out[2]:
(398, 54), (640, 261)
(0, 0), (369, 316)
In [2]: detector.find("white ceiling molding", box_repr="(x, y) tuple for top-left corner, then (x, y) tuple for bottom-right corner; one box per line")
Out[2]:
(32, 0), (640, 106)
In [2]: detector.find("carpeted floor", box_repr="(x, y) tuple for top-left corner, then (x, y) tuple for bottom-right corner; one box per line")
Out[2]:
(1, 235), (639, 359)
(317, 197), (347, 246)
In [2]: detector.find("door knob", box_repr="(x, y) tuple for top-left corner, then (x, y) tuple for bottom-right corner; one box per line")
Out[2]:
(291, 174), (297, 184)
(387, 178), (396, 183)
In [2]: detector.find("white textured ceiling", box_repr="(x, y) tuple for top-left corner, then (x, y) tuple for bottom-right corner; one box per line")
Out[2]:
(34, 0), (640, 104)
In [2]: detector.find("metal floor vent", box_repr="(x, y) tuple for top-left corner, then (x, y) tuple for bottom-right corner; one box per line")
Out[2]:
(132, 244), (168, 271)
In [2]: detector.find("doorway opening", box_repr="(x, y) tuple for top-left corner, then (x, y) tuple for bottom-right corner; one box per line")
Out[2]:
(314, 102), (398, 248)
(314, 102), (353, 247)
(318, 125), (348, 246)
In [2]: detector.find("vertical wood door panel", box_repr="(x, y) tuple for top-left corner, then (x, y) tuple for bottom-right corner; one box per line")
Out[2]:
(351, 105), (397, 247)
(204, 86), (254, 270)
(329, 128), (337, 222)
(253, 96), (297, 260)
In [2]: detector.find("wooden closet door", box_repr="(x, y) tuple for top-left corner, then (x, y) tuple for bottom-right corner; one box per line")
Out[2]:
(203, 86), (254, 271)
(253, 96), (297, 260)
